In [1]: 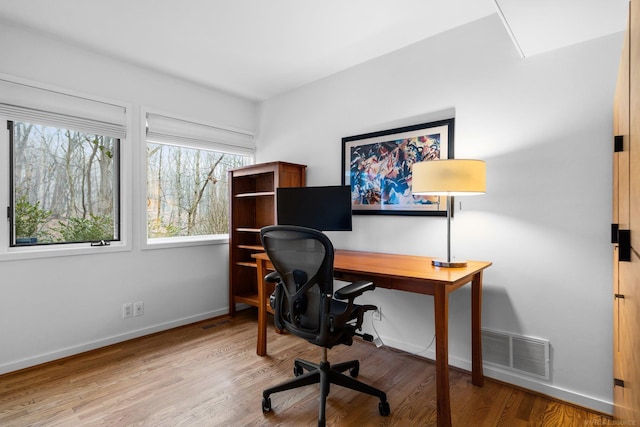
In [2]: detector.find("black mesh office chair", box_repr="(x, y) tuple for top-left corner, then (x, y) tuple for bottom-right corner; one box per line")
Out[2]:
(259, 225), (390, 426)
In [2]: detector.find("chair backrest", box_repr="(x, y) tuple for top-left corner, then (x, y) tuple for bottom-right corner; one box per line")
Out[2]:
(260, 225), (334, 345)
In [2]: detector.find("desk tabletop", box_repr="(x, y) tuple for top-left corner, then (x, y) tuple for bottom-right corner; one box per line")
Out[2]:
(253, 249), (491, 287)
(333, 250), (491, 284)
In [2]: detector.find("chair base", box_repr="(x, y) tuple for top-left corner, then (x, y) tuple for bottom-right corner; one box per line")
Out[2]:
(262, 357), (390, 427)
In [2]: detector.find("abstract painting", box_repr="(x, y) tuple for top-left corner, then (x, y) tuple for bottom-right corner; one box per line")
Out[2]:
(341, 118), (454, 216)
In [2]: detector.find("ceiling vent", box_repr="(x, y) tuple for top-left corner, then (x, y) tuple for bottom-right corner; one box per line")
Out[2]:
(482, 328), (550, 380)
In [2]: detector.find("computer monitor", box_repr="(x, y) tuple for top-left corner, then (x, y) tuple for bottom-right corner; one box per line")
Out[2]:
(276, 185), (352, 231)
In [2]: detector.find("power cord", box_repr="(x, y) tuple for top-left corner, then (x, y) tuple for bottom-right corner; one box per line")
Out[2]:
(370, 313), (384, 348)
(370, 311), (436, 357)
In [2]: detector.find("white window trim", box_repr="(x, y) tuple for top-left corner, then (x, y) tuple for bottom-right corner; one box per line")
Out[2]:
(0, 73), (133, 262)
(140, 107), (254, 251)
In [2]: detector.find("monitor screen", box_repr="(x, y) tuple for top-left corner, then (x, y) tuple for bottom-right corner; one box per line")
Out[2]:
(276, 185), (352, 231)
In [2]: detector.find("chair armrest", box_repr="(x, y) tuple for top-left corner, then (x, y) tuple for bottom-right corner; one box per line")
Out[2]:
(265, 271), (280, 283)
(334, 280), (375, 300)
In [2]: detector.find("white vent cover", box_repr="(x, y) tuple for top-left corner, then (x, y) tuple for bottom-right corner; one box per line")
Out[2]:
(482, 329), (550, 380)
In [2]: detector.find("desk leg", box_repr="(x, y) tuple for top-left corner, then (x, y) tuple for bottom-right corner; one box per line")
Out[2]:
(471, 272), (484, 386)
(256, 259), (267, 356)
(434, 286), (452, 427)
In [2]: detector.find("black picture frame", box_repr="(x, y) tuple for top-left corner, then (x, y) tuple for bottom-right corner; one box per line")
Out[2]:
(341, 118), (454, 216)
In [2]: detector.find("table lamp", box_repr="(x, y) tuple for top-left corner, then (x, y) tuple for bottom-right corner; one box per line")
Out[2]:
(411, 159), (486, 267)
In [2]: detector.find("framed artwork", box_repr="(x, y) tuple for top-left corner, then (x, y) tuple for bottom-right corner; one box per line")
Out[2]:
(341, 118), (454, 216)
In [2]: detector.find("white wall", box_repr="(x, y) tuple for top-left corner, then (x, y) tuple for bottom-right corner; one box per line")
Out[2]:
(0, 20), (257, 373)
(257, 15), (621, 413)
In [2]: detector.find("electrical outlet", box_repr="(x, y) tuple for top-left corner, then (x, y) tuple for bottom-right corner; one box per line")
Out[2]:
(134, 301), (144, 317)
(122, 303), (133, 318)
(373, 307), (382, 321)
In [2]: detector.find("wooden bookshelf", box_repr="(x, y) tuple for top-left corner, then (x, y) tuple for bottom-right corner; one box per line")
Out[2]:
(228, 161), (306, 314)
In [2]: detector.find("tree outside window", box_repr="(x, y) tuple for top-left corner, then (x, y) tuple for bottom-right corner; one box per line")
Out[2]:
(10, 121), (119, 245)
(146, 143), (250, 239)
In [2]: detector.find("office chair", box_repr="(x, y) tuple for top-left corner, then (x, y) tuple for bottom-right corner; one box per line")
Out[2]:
(259, 225), (390, 426)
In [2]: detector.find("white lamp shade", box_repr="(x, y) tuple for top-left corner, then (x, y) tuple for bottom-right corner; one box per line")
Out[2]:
(411, 159), (486, 196)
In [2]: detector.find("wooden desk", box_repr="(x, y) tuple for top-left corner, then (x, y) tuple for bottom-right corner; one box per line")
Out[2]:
(252, 250), (492, 427)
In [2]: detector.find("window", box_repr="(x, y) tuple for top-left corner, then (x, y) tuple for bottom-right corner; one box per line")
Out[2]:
(0, 77), (127, 254)
(146, 143), (249, 238)
(145, 112), (254, 242)
(9, 121), (120, 246)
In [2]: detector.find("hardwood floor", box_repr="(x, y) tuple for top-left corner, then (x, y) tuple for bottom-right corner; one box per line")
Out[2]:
(1, 309), (610, 426)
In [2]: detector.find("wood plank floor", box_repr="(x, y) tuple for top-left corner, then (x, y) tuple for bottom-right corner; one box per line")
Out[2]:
(0, 309), (610, 426)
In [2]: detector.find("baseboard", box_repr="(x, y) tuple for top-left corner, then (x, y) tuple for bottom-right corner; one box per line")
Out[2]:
(379, 335), (613, 416)
(0, 308), (229, 376)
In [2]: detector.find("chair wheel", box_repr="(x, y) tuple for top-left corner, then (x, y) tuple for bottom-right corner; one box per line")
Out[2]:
(349, 366), (359, 378)
(262, 397), (272, 412)
(293, 364), (303, 376)
(379, 401), (390, 416)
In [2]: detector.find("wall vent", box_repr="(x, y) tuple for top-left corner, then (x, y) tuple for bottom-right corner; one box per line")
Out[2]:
(482, 329), (550, 380)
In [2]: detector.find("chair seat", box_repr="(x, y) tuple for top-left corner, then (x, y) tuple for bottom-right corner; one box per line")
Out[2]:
(329, 299), (360, 321)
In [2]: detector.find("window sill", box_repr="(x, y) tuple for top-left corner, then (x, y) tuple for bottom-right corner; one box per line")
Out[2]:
(0, 241), (131, 262)
(143, 234), (229, 250)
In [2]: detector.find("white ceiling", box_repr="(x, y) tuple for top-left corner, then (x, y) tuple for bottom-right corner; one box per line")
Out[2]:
(0, 0), (629, 101)
(496, 0), (629, 57)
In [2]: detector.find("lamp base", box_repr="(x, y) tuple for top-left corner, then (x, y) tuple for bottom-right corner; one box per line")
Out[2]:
(432, 259), (467, 268)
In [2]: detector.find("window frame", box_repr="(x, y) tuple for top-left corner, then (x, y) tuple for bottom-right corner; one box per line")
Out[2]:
(140, 107), (254, 251)
(0, 75), (132, 261)
(8, 120), (123, 247)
